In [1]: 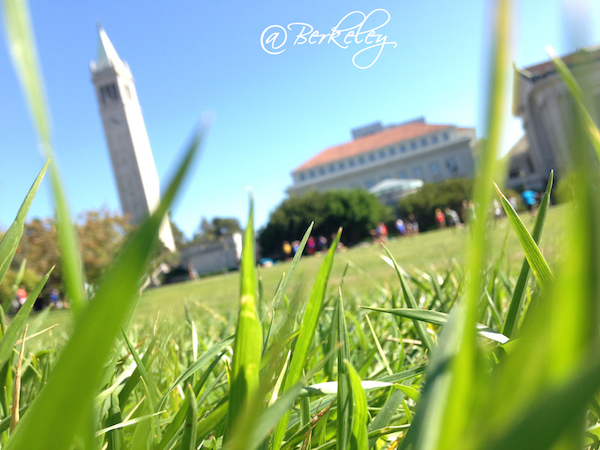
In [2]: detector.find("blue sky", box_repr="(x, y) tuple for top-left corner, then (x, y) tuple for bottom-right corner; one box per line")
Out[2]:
(1, 0), (600, 238)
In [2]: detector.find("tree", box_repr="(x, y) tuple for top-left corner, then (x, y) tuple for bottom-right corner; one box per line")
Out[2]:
(76, 208), (130, 285)
(397, 178), (473, 231)
(259, 189), (393, 258)
(192, 217), (241, 244)
(10, 207), (131, 294)
(170, 219), (188, 249)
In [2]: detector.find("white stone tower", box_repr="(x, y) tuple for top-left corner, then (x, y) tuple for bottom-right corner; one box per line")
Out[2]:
(90, 25), (176, 252)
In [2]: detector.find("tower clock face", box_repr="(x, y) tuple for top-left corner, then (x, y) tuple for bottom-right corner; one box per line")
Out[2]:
(110, 116), (120, 125)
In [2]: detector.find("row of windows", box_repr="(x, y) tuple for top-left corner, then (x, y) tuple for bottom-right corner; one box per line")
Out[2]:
(298, 132), (451, 182)
(335, 157), (462, 190)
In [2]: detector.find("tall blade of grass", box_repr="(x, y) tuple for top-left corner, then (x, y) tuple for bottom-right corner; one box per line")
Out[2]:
(118, 334), (158, 409)
(494, 183), (553, 291)
(502, 172), (552, 338)
(271, 229), (341, 450)
(0, 267), (52, 369)
(157, 335), (233, 410)
(180, 385), (198, 450)
(362, 307), (508, 344)
(368, 388), (406, 449)
(156, 351), (225, 450)
(3, 123), (206, 450)
(122, 332), (161, 441)
(400, 4), (512, 447)
(226, 196), (263, 438)
(336, 289), (351, 450)
(478, 352), (600, 450)
(0, 162), (47, 286)
(2, 0), (85, 313)
(381, 246), (434, 354)
(346, 361), (368, 450)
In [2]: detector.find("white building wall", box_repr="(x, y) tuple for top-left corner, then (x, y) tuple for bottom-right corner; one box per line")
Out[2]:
(288, 128), (475, 196)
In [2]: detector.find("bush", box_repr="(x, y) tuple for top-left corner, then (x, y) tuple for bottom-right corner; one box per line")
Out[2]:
(259, 189), (393, 258)
(397, 178), (473, 231)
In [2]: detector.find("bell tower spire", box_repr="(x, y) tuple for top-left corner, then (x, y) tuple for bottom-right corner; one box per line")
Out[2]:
(91, 26), (176, 252)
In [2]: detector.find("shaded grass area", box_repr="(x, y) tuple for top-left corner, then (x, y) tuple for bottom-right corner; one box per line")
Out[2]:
(137, 205), (564, 321)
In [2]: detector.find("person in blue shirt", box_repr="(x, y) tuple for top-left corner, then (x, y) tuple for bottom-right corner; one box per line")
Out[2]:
(521, 190), (539, 217)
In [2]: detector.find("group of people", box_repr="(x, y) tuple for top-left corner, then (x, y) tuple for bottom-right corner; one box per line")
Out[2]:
(282, 234), (337, 259)
(12, 286), (63, 314)
(435, 207), (464, 229)
(371, 214), (421, 244)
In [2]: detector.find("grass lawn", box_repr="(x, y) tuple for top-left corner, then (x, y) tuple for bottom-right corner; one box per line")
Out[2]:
(130, 204), (565, 322)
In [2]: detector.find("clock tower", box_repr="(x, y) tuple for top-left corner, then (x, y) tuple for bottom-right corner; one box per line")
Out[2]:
(90, 25), (175, 251)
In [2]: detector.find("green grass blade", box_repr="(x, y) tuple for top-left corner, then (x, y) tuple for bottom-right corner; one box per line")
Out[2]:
(381, 246), (435, 354)
(227, 196), (263, 438)
(2, 123), (206, 450)
(368, 388), (406, 449)
(2, 0), (85, 313)
(336, 289), (351, 450)
(362, 307), (509, 344)
(267, 223), (314, 320)
(502, 172), (553, 338)
(0, 267), (52, 369)
(271, 229), (341, 450)
(157, 335), (233, 410)
(346, 361), (369, 450)
(180, 385), (198, 450)
(118, 334), (158, 409)
(0, 162), (48, 286)
(495, 183), (554, 292)
(156, 351), (225, 450)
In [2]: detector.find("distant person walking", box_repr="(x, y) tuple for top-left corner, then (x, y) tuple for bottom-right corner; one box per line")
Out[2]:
(445, 208), (462, 229)
(521, 190), (539, 218)
(376, 222), (388, 243)
(317, 235), (328, 252)
(282, 241), (292, 260)
(407, 214), (419, 236)
(435, 209), (446, 229)
(307, 236), (316, 255)
(395, 219), (406, 236)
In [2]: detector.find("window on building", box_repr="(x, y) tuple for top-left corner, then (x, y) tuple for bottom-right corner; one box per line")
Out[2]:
(410, 141), (417, 150)
(379, 150), (386, 159)
(432, 135), (439, 144)
(445, 157), (458, 173)
(421, 138), (428, 147)
(329, 165), (336, 173)
(401, 145), (407, 153)
(299, 173), (306, 181)
(339, 162), (346, 170)
(429, 162), (441, 177)
(319, 167), (326, 175)
(389, 147), (397, 156)
(310, 171), (316, 178)
(349, 159), (356, 167)
(359, 156), (366, 165)
(369, 153), (376, 162)
(124, 85), (132, 100)
(443, 132), (449, 141)
(413, 167), (424, 179)
(365, 179), (376, 189)
(398, 170), (407, 179)
(99, 83), (120, 104)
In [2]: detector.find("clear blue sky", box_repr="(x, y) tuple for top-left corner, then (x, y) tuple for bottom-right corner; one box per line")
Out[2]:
(1, 0), (600, 239)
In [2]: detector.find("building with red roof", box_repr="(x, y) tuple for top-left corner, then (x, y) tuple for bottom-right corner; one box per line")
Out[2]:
(288, 117), (477, 196)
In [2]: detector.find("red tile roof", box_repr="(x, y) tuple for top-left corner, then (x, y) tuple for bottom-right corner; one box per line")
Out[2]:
(293, 122), (459, 173)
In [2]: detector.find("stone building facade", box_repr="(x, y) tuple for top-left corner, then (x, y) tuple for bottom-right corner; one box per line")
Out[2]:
(288, 118), (476, 196)
(509, 46), (600, 190)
